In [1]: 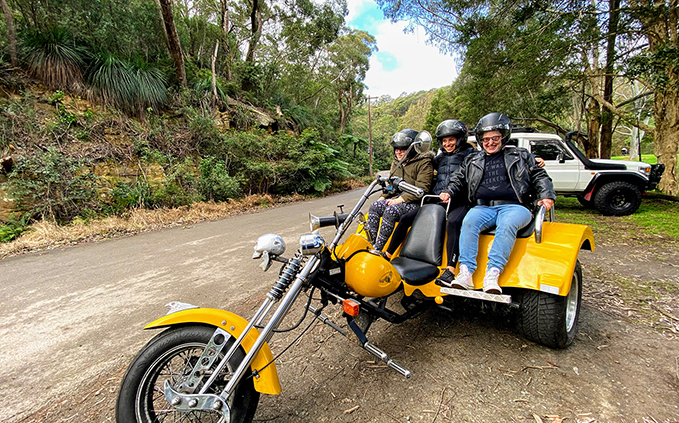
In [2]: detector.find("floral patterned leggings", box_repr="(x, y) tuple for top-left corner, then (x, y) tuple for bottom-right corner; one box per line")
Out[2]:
(366, 200), (419, 250)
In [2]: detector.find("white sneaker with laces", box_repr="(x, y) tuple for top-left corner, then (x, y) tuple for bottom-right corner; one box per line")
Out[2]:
(450, 264), (473, 290)
(483, 267), (502, 294)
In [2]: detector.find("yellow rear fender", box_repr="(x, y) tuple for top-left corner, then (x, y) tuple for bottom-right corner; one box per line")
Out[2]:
(477, 222), (594, 296)
(404, 222), (594, 297)
(144, 307), (281, 395)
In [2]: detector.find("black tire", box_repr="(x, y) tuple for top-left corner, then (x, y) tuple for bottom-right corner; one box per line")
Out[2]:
(576, 195), (593, 208)
(592, 181), (642, 216)
(516, 260), (582, 349)
(116, 325), (260, 423)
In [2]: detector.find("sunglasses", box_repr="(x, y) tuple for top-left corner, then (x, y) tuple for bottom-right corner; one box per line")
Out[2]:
(481, 135), (502, 143)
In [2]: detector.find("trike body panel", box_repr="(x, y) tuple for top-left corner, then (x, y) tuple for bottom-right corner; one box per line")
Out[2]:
(403, 221), (594, 297)
(351, 214), (594, 298)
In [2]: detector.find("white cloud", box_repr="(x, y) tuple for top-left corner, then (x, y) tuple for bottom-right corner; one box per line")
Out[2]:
(365, 22), (458, 98)
(346, 0), (459, 98)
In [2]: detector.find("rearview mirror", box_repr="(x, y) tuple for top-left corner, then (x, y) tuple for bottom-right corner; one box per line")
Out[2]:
(414, 130), (432, 154)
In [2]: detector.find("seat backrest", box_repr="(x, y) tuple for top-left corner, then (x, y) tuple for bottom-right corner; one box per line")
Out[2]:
(398, 204), (446, 266)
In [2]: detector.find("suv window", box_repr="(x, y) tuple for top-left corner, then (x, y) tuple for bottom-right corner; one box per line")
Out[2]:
(507, 138), (518, 147)
(530, 140), (573, 161)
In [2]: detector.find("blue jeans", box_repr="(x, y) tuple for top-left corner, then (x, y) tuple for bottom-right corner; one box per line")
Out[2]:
(459, 204), (532, 274)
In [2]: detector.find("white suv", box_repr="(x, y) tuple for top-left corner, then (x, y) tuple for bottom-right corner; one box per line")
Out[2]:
(470, 128), (665, 216)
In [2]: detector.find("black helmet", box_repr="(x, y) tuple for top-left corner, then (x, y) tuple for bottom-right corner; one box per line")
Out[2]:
(390, 129), (418, 149)
(475, 113), (512, 151)
(435, 119), (468, 145)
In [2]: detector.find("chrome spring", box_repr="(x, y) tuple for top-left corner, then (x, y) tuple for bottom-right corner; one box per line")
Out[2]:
(267, 253), (304, 300)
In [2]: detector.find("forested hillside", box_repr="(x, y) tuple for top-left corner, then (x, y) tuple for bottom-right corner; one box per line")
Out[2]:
(0, 0), (392, 243)
(1, 0), (678, 245)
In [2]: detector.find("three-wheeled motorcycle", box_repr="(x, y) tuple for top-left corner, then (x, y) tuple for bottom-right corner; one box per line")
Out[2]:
(116, 131), (594, 423)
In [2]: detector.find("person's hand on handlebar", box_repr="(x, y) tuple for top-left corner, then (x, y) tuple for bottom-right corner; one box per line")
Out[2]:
(386, 197), (404, 206)
(439, 192), (451, 203)
(538, 198), (554, 210)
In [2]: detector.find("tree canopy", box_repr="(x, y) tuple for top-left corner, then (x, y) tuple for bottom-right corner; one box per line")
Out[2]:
(375, 0), (679, 194)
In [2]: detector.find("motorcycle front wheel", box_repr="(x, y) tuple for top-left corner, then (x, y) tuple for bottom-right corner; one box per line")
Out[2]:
(116, 325), (260, 423)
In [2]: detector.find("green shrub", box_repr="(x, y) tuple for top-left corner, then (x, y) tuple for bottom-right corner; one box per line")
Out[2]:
(4, 148), (100, 222)
(0, 212), (31, 243)
(199, 156), (241, 201)
(217, 129), (352, 195)
(87, 53), (167, 116)
(106, 180), (152, 213)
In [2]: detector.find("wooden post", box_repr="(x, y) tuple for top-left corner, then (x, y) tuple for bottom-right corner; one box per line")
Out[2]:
(367, 95), (378, 177)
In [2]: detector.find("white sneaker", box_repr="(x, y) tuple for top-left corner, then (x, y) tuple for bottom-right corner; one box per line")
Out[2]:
(450, 264), (473, 290)
(483, 267), (502, 294)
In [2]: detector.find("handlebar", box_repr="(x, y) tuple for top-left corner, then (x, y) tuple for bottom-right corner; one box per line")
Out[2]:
(383, 176), (424, 199)
(326, 175), (425, 250)
(396, 179), (424, 198)
(534, 204), (554, 244)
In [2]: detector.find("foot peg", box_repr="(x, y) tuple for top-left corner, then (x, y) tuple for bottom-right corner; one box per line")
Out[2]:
(348, 319), (411, 378)
(364, 342), (411, 378)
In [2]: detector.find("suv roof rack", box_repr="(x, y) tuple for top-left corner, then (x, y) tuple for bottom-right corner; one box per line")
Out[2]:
(511, 126), (537, 133)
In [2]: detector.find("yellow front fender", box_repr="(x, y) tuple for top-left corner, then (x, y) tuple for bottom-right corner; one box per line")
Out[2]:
(145, 308), (281, 395)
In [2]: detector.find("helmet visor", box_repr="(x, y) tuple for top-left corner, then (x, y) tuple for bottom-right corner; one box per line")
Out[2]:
(391, 132), (413, 148)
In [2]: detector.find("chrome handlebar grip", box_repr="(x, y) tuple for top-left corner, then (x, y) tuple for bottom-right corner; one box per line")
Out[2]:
(534, 205), (547, 244)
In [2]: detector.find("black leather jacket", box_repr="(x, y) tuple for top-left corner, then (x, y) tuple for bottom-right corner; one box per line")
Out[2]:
(444, 147), (556, 208)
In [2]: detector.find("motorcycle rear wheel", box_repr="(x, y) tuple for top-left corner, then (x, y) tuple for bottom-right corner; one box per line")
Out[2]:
(116, 325), (260, 423)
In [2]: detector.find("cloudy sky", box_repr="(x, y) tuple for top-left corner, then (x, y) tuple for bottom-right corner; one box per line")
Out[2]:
(345, 0), (459, 98)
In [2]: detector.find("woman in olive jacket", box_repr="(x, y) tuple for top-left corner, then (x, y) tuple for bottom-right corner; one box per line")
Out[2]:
(365, 129), (434, 252)
(383, 120), (473, 265)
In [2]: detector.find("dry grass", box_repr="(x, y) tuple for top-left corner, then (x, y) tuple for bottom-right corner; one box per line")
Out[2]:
(0, 193), (305, 259)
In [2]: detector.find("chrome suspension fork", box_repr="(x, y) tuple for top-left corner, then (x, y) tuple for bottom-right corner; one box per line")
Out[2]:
(213, 253), (319, 398)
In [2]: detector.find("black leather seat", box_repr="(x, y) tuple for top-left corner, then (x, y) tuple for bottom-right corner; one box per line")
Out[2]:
(390, 204), (446, 286)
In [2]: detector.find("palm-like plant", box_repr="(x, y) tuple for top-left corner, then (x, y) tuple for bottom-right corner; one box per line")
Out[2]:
(21, 27), (87, 91)
(87, 53), (167, 116)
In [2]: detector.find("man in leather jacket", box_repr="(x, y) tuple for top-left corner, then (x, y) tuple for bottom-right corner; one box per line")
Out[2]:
(439, 113), (555, 294)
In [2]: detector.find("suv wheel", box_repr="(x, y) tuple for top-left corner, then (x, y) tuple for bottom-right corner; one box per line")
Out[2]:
(593, 181), (642, 216)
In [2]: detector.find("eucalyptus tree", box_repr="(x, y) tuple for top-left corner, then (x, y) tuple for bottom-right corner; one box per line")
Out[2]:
(326, 29), (376, 133)
(159, 0), (187, 87)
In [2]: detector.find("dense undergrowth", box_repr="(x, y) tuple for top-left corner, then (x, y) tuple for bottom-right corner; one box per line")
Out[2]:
(0, 79), (374, 244)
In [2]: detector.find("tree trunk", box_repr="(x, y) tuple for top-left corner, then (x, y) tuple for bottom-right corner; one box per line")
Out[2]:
(338, 91), (347, 134)
(630, 116), (649, 161)
(637, 1), (679, 195)
(220, 0), (232, 81)
(0, 0), (17, 67)
(599, 0), (621, 159)
(586, 98), (601, 158)
(246, 0), (262, 63)
(158, 0), (187, 87)
(583, 36), (602, 158)
(654, 86), (679, 195)
(211, 40), (219, 106)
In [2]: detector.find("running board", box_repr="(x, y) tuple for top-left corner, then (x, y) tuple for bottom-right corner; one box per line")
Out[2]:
(439, 287), (513, 304)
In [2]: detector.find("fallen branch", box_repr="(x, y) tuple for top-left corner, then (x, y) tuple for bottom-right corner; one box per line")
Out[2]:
(432, 387), (446, 423)
(343, 405), (360, 414)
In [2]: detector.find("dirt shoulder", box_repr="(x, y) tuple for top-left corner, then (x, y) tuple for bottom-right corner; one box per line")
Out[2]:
(14, 207), (679, 423)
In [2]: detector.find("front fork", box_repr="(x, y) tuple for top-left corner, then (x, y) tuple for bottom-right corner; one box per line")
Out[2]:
(165, 253), (318, 419)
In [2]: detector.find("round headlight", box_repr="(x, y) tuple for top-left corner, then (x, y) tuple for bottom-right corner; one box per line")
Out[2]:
(299, 233), (325, 255)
